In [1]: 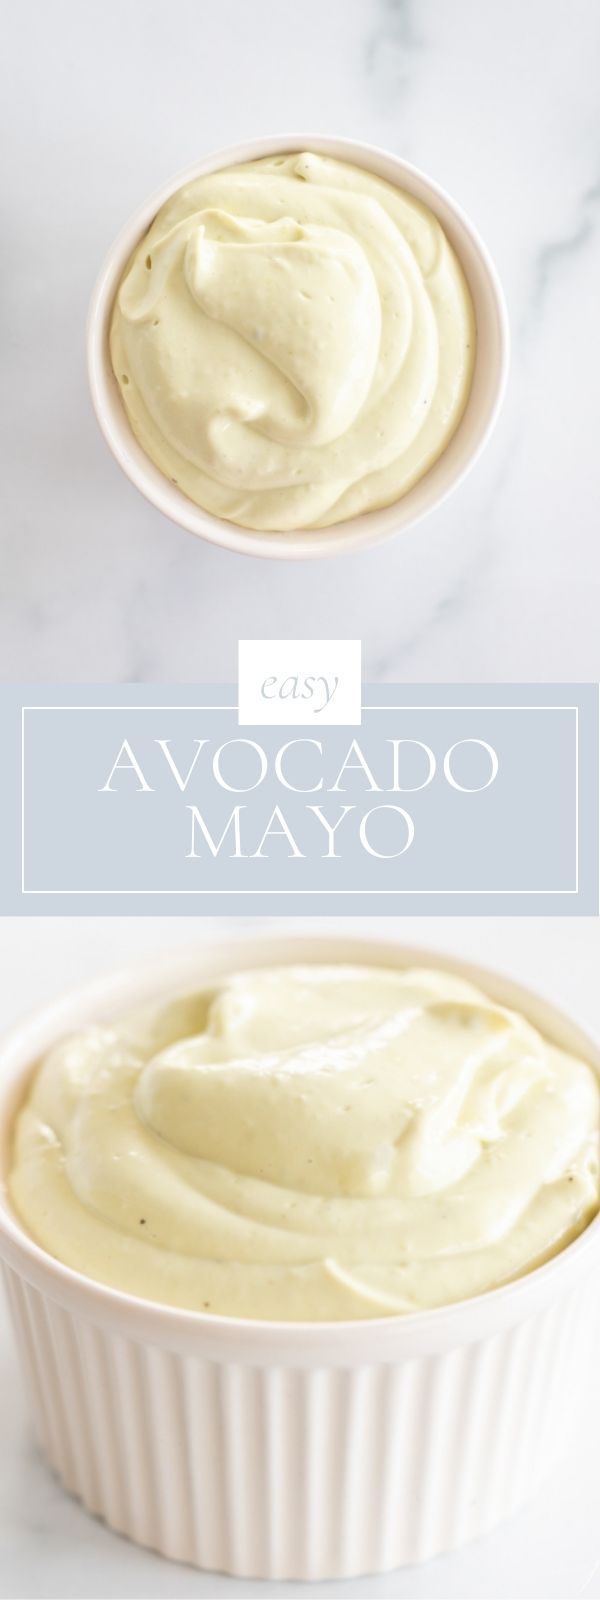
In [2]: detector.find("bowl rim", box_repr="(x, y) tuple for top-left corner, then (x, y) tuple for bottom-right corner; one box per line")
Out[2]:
(87, 130), (510, 562)
(0, 930), (597, 1357)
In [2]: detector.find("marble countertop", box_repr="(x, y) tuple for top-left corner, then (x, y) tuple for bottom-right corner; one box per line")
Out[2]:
(2, 1), (600, 1593)
(1, 915), (600, 1599)
(1, 0), (600, 684)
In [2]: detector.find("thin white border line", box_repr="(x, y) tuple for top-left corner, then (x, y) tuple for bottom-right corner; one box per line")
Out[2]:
(21, 704), (578, 713)
(575, 704), (580, 894)
(20, 703), (581, 898)
(20, 889), (580, 896)
(21, 704), (25, 900)
(20, 705), (25, 901)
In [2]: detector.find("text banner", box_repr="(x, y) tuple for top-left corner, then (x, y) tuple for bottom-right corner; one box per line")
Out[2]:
(0, 683), (596, 915)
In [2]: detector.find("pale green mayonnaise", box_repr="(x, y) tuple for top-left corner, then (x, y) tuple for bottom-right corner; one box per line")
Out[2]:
(110, 153), (475, 532)
(10, 966), (600, 1321)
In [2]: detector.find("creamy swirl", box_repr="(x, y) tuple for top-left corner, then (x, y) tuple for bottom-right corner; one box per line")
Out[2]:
(110, 153), (475, 531)
(10, 965), (599, 1321)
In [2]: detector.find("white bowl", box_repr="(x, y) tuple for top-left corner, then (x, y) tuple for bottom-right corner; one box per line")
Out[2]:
(1, 932), (594, 1582)
(87, 134), (509, 560)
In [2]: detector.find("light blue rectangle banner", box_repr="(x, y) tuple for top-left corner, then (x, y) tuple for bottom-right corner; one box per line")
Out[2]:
(0, 684), (596, 915)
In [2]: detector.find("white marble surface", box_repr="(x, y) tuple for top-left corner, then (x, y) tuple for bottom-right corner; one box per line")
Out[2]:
(1, 0), (600, 683)
(1, 916), (600, 1599)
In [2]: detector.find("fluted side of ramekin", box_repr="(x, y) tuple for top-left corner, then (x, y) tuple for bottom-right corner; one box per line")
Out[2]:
(4, 1262), (597, 1580)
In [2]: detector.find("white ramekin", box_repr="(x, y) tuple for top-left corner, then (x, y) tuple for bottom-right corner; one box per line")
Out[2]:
(0, 933), (596, 1582)
(87, 134), (509, 561)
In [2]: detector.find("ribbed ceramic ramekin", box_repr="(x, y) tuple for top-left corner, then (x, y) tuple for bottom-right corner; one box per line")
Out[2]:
(0, 934), (599, 1582)
(87, 134), (509, 560)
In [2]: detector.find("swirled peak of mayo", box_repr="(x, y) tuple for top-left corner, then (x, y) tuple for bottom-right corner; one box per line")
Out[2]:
(10, 966), (600, 1321)
(110, 153), (475, 531)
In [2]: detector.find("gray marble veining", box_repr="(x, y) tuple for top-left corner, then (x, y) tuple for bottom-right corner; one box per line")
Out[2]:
(2, 0), (599, 684)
